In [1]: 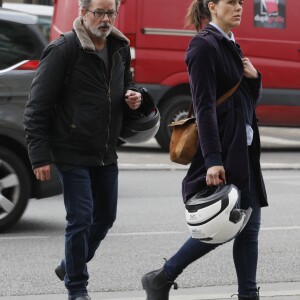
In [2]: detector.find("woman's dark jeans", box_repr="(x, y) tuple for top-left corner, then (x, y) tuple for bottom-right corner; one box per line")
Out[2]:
(56, 164), (118, 298)
(164, 165), (261, 298)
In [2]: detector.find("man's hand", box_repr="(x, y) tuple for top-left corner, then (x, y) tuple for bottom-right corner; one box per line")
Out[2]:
(125, 90), (142, 110)
(206, 165), (226, 186)
(34, 164), (51, 181)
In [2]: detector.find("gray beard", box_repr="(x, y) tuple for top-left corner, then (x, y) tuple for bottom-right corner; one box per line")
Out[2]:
(90, 25), (112, 39)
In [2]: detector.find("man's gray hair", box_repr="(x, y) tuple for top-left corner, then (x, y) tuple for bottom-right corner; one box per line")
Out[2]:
(78, 0), (120, 11)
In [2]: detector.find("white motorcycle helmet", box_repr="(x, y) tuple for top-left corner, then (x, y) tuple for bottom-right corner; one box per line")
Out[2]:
(185, 184), (252, 244)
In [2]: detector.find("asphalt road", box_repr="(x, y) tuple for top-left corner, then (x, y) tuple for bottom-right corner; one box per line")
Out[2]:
(0, 168), (299, 298)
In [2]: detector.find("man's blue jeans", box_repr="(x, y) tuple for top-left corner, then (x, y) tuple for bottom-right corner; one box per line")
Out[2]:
(56, 164), (118, 298)
(164, 164), (261, 298)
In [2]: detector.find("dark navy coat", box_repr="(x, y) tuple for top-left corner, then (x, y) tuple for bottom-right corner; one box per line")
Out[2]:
(182, 25), (268, 207)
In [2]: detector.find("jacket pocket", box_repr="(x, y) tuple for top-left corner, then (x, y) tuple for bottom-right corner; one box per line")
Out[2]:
(69, 103), (107, 149)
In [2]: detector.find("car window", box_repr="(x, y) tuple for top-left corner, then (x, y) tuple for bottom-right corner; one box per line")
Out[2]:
(0, 20), (38, 70)
(2, 3), (53, 41)
(36, 16), (51, 41)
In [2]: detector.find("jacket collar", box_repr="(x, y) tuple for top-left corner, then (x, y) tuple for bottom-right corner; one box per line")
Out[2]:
(202, 24), (229, 42)
(209, 22), (236, 42)
(73, 17), (130, 51)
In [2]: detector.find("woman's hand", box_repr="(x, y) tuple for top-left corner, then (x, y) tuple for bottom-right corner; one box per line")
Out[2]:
(242, 57), (258, 79)
(206, 165), (226, 186)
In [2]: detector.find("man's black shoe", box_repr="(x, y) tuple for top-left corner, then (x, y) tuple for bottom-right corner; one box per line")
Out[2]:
(55, 264), (65, 281)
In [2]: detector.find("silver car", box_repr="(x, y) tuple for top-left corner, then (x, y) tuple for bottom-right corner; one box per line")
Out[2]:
(0, 8), (61, 232)
(2, 3), (53, 40)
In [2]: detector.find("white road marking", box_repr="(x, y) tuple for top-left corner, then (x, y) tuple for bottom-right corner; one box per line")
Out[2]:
(0, 236), (49, 240)
(1, 226), (299, 241)
(261, 226), (300, 231)
(260, 136), (300, 146)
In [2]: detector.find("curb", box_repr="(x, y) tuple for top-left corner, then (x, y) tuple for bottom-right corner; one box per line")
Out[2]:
(1, 282), (299, 300)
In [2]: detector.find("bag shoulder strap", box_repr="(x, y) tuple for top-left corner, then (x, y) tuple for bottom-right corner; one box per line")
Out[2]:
(61, 31), (79, 86)
(215, 80), (241, 106)
(187, 80), (242, 118)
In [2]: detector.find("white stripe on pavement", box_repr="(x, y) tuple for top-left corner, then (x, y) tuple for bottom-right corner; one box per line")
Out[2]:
(118, 163), (300, 170)
(0, 236), (49, 240)
(260, 163), (300, 170)
(261, 226), (300, 231)
(260, 136), (300, 146)
(1, 226), (300, 240)
(108, 231), (183, 236)
(107, 226), (300, 237)
(118, 163), (188, 170)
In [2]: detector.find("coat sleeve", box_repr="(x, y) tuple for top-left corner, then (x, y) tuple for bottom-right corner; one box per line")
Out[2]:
(123, 45), (138, 92)
(186, 36), (222, 162)
(122, 45), (142, 118)
(247, 72), (262, 106)
(23, 42), (67, 169)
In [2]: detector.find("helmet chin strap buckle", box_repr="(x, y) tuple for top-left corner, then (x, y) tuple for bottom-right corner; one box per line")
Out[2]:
(229, 209), (243, 224)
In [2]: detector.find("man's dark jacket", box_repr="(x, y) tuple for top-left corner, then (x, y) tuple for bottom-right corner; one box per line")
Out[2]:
(24, 18), (138, 169)
(183, 25), (268, 207)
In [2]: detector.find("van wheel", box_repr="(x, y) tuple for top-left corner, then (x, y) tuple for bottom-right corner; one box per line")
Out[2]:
(156, 95), (192, 152)
(0, 147), (31, 232)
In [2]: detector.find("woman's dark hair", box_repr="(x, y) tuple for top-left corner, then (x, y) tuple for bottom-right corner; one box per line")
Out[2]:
(185, 0), (220, 32)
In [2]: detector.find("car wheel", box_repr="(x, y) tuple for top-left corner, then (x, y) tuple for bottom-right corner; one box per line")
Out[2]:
(0, 147), (31, 232)
(156, 95), (192, 151)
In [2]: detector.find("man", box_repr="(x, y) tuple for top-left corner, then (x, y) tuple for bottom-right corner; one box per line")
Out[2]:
(23, 0), (142, 299)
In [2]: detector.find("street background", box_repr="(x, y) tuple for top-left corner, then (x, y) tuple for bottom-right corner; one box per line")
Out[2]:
(0, 126), (299, 300)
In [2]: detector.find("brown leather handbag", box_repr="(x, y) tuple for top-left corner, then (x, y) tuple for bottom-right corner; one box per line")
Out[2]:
(169, 81), (241, 165)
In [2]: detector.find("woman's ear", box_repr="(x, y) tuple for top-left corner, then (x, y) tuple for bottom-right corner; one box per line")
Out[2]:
(208, 1), (217, 15)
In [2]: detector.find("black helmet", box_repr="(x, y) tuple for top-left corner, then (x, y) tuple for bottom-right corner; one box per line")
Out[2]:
(185, 184), (252, 244)
(120, 88), (160, 143)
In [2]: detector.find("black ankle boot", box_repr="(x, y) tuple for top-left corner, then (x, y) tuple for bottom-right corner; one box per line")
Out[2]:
(238, 288), (260, 300)
(141, 268), (178, 300)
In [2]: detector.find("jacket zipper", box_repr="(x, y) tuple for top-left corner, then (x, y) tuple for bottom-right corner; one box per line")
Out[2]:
(99, 53), (115, 165)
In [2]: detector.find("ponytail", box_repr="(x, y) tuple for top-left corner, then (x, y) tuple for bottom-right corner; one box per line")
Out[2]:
(185, 0), (219, 32)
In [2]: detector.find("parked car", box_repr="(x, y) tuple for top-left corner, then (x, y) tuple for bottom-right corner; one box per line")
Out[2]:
(50, 0), (300, 151)
(0, 8), (61, 232)
(2, 3), (53, 41)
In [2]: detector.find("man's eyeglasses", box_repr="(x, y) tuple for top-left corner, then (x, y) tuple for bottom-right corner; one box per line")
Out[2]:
(87, 10), (117, 19)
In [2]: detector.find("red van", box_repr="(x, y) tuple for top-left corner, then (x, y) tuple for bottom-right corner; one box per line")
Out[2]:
(50, 0), (300, 151)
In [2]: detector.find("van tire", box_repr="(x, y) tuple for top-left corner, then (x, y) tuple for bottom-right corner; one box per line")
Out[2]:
(156, 95), (192, 152)
(0, 147), (31, 232)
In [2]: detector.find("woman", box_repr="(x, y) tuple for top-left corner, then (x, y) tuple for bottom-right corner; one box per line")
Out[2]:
(141, 1), (268, 299)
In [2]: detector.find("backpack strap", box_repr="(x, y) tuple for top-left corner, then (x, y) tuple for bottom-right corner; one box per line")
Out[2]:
(60, 31), (79, 86)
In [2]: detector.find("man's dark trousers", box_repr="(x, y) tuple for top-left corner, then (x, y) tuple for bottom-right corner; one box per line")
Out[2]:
(56, 164), (118, 298)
